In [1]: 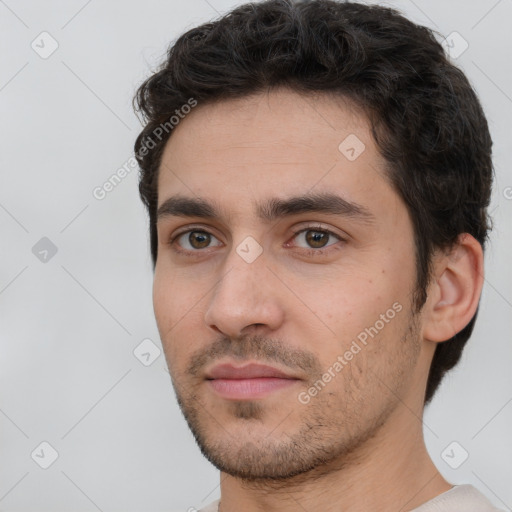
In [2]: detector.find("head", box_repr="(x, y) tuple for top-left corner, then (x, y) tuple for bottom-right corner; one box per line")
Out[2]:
(133, 0), (492, 481)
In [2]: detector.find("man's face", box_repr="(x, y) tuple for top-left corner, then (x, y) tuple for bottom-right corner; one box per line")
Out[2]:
(153, 89), (428, 480)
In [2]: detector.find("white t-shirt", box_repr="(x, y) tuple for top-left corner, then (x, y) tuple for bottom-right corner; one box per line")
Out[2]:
(197, 484), (505, 511)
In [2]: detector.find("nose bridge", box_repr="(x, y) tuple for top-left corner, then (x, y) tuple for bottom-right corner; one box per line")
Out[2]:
(204, 241), (283, 336)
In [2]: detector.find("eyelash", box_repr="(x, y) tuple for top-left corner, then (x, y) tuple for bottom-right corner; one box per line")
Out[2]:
(168, 225), (345, 257)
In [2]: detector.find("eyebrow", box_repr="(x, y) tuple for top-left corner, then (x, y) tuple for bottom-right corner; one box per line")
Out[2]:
(156, 192), (375, 224)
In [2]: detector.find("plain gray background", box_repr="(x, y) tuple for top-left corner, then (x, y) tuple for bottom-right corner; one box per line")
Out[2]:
(1, 0), (511, 511)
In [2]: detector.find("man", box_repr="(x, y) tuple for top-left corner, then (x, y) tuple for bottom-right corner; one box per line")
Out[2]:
(133, 1), (501, 510)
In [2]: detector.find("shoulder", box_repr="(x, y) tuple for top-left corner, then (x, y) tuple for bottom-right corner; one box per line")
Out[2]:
(412, 484), (505, 512)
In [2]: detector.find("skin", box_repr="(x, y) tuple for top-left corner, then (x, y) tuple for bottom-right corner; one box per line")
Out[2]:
(152, 88), (484, 512)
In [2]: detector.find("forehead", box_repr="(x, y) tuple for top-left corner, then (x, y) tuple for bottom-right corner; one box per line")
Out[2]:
(156, 88), (396, 217)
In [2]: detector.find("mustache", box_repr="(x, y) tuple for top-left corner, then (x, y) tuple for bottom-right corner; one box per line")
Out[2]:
(187, 334), (322, 377)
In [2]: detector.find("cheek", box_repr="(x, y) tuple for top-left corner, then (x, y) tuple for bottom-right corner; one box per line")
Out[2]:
(153, 264), (201, 322)
(152, 272), (176, 333)
(297, 272), (398, 331)
(152, 269), (203, 363)
(287, 258), (413, 366)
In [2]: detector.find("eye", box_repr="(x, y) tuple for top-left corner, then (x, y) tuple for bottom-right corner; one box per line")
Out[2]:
(289, 227), (343, 252)
(173, 230), (223, 251)
(168, 225), (344, 257)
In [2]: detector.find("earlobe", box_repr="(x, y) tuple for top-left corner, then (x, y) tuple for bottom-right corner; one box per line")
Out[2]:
(422, 234), (484, 343)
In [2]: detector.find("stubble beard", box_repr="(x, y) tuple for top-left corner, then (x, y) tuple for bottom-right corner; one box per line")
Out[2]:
(169, 314), (421, 486)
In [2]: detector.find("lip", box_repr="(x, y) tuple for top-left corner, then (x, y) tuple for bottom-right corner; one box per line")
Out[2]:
(205, 362), (301, 400)
(206, 363), (297, 380)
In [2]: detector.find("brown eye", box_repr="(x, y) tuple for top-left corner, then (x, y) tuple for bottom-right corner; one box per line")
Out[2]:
(187, 231), (211, 249)
(292, 228), (340, 250)
(305, 230), (330, 248)
(172, 230), (222, 252)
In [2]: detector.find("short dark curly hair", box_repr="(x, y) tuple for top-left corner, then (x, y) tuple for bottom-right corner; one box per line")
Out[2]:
(133, 0), (493, 405)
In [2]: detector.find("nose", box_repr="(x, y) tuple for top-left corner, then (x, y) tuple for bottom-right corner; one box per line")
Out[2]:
(203, 248), (285, 339)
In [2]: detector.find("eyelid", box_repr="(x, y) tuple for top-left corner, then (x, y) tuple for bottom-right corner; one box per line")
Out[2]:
(287, 223), (346, 243)
(170, 224), (224, 242)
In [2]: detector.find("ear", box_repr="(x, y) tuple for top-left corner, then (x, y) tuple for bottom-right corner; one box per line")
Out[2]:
(422, 234), (484, 343)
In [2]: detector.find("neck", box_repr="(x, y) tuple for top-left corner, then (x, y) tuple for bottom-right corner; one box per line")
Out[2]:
(217, 398), (452, 512)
